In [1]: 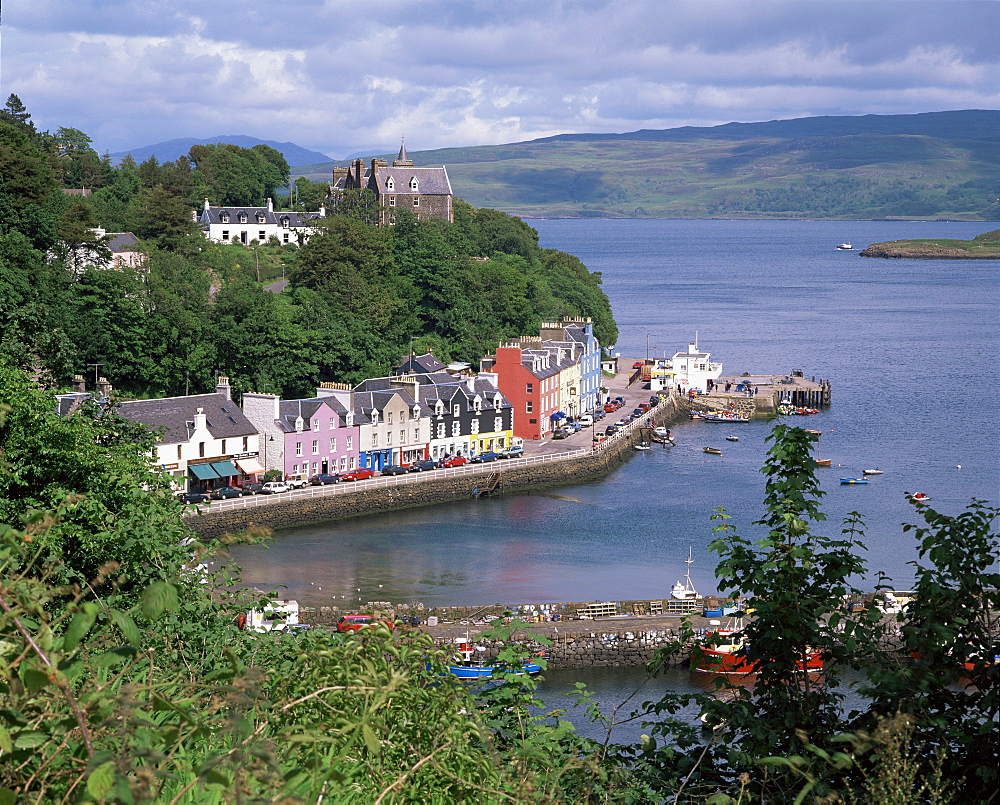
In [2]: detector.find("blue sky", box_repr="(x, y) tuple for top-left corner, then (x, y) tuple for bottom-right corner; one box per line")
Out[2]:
(2, 0), (998, 158)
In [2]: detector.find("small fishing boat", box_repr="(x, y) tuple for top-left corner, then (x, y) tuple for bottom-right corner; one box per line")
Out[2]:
(671, 547), (699, 601)
(836, 242), (853, 250)
(703, 447), (723, 455)
(691, 620), (823, 675)
(701, 412), (750, 423)
(863, 468), (883, 475)
(653, 426), (671, 438)
(912, 492), (930, 502)
(445, 639), (543, 679)
(634, 442), (651, 451)
(815, 459), (832, 467)
(725, 435), (739, 442)
(840, 477), (868, 485)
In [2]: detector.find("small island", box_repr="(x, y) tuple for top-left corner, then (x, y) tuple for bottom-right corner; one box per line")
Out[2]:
(860, 228), (1000, 259)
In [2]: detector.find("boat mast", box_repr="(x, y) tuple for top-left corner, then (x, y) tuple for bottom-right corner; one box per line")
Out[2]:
(684, 546), (697, 595)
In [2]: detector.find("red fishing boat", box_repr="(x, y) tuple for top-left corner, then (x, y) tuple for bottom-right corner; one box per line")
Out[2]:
(691, 623), (823, 674)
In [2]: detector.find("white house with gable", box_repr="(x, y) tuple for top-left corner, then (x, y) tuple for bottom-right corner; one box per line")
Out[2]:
(198, 198), (327, 246)
(669, 340), (723, 393)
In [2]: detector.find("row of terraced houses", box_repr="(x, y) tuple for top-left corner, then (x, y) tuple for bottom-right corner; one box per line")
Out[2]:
(55, 318), (606, 493)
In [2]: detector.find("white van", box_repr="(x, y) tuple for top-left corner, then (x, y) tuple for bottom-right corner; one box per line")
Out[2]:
(578, 414), (594, 427)
(261, 481), (290, 494)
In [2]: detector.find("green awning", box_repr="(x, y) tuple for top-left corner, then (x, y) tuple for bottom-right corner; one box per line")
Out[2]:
(189, 463), (220, 480)
(210, 460), (240, 477)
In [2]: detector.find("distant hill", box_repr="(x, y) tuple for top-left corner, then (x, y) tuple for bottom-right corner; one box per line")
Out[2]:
(110, 136), (333, 168)
(296, 110), (1000, 220)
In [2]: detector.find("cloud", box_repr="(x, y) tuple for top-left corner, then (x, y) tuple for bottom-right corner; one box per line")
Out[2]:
(4, 0), (997, 157)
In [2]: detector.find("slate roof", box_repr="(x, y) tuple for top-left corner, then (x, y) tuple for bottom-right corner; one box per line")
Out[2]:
(118, 393), (257, 444)
(372, 166), (452, 196)
(106, 233), (140, 252)
(276, 398), (329, 433)
(394, 352), (446, 375)
(199, 207), (324, 227)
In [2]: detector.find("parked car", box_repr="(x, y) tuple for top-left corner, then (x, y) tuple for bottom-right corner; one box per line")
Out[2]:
(438, 455), (468, 468)
(603, 403), (618, 413)
(551, 429), (570, 440)
(470, 451), (501, 462)
(260, 481), (291, 494)
(381, 465), (410, 476)
(241, 482), (265, 495)
(638, 402), (652, 412)
(632, 361), (644, 369)
(341, 468), (376, 481)
(604, 425), (620, 436)
(286, 475), (309, 489)
(309, 473), (341, 485)
(336, 614), (393, 633)
(578, 414), (594, 427)
(498, 445), (524, 459)
(593, 411), (606, 421)
(407, 459), (439, 472)
(176, 491), (209, 505)
(209, 485), (244, 500)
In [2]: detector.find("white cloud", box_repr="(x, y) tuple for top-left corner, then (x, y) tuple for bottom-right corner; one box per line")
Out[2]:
(2, 0), (996, 156)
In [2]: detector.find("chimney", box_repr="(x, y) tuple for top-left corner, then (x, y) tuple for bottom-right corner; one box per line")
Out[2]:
(216, 375), (231, 400)
(332, 166), (349, 183)
(318, 204), (326, 217)
(96, 377), (112, 397)
(72, 374), (86, 393)
(204, 199), (210, 211)
(266, 198), (273, 213)
(193, 406), (207, 431)
(352, 159), (365, 187)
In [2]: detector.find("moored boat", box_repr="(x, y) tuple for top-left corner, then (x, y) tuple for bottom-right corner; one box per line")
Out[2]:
(634, 442), (651, 451)
(445, 639), (543, 679)
(863, 468), (883, 475)
(671, 547), (700, 601)
(840, 477), (868, 485)
(725, 435), (739, 442)
(691, 623), (823, 675)
(703, 446), (723, 455)
(912, 492), (930, 501)
(701, 412), (750, 423)
(815, 459), (832, 467)
(836, 242), (853, 250)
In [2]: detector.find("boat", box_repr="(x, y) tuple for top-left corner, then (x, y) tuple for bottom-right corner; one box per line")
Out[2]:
(670, 547), (699, 601)
(725, 435), (739, 442)
(863, 468), (884, 475)
(691, 620), (823, 674)
(815, 459), (832, 467)
(445, 639), (543, 679)
(700, 412), (749, 423)
(840, 477), (868, 485)
(836, 242), (853, 250)
(652, 426), (672, 438)
(912, 492), (930, 502)
(634, 442), (651, 451)
(703, 447), (723, 455)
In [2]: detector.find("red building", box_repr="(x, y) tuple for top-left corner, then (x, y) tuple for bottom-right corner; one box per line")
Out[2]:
(481, 342), (561, 440)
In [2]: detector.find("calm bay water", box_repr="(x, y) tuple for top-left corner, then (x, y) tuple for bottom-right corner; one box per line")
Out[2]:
(229, 219), (999, 609)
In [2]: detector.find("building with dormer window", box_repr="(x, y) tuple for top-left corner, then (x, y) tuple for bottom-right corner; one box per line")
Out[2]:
(329, 139), (453, 225)
(198, 198), (327, 245)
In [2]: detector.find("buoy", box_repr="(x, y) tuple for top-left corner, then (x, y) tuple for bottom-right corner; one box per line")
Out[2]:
(957, 465), (962, 469)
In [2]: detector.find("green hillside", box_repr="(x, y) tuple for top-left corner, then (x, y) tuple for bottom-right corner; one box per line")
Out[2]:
(298, 111), (1000, 220)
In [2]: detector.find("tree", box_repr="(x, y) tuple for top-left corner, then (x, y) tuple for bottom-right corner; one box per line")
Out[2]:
(130, 185), (199, 250)
(0, 93), (35, 133)
(56, 201), (111, 273)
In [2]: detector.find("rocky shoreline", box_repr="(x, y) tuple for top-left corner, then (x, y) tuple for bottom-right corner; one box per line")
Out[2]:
(860, 229), (1000, 259)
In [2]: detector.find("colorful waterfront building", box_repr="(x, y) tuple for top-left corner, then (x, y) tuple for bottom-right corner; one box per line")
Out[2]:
(480, 339), (561, 440)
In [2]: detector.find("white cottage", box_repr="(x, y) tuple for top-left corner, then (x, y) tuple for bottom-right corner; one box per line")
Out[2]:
(669, 341), (723, 394)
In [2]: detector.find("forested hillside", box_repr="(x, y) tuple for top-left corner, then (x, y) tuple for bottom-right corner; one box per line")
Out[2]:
(0, 96), (616, 399)
(297, 110), (1000, 220)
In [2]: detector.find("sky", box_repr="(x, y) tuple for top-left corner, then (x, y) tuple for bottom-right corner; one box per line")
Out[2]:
(2, 0), (998, 160)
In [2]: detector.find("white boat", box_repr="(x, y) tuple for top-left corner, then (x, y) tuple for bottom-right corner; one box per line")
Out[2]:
(670, 547), (699, 601)
(634, 442), (651, 451)
(836, 242), (853, 250)
(725, 435), (739, 442)
(862, 468), (883, 475)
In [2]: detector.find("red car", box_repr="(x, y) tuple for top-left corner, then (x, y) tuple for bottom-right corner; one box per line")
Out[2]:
(341, 468), (376, 481)
(336, 615), (393, 633)
(439, 456), (467, 468)
(632, 361), (644, 369)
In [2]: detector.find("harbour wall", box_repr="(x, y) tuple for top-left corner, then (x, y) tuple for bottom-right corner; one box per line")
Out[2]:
(184, 396), (685, 539)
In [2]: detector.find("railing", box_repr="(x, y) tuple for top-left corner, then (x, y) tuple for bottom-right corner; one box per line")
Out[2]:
(198, 402), (671, 515)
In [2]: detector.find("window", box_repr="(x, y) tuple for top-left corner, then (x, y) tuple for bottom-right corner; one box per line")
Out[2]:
(346, 413), (353, 427)
(370, 411), (378, 424)
(526, 401), (533, 413)
(386, 177), (395, 190)
(399, 430), (404, 444)
(526, 382), (534, 394)
(220, 213), (230, 223)
(452, 421), (460, 436)
(239, 212), (248, 223)
(221, 230), (230, 241)
(529, 418), (537, 424)
(329, 438), (336, 452)
(258, 230), (266, 241)
(340, 457), (347, 471)
(177, 445), (182, 460)
(453, 404), (460, 417)
(387, 412), (393, 425)
(437, 423), (445, 438)
(387, 431), (393, 444)
(283, 233), (289, 243)
(292, 464), (298, 475)
(198, 442), (205, 458)
(409, 177), (419, 191)
(312, 440), (319, 454)
(295, 442), (302, 456)
(329, 418), (335, 429)
(243, 436), (248, 451)
(435, 401), (444, 416)
(281, 216), (290, 227)
(494, 417), (502, 432)
(313, 419), (320, 431)
(221, 439), (226, 454)
(257, 213), (266, 223)
(388, 196), (396, 206)
(412, 197), (419, 207)
(372, 434), (378, 447)
(471, 420), (480, 435)
(346, 436), (353, 450)
(350, 457), (356, 469)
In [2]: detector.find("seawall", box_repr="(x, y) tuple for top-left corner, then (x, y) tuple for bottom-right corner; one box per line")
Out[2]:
(184, 396), (685, 539)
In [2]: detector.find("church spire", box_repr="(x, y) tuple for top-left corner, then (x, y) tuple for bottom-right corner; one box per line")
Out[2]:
(393, 136), (414, 167)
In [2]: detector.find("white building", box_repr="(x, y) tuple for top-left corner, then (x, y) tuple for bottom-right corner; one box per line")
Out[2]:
(669, 341), (723, 393)
(198, 198), (326, 246)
